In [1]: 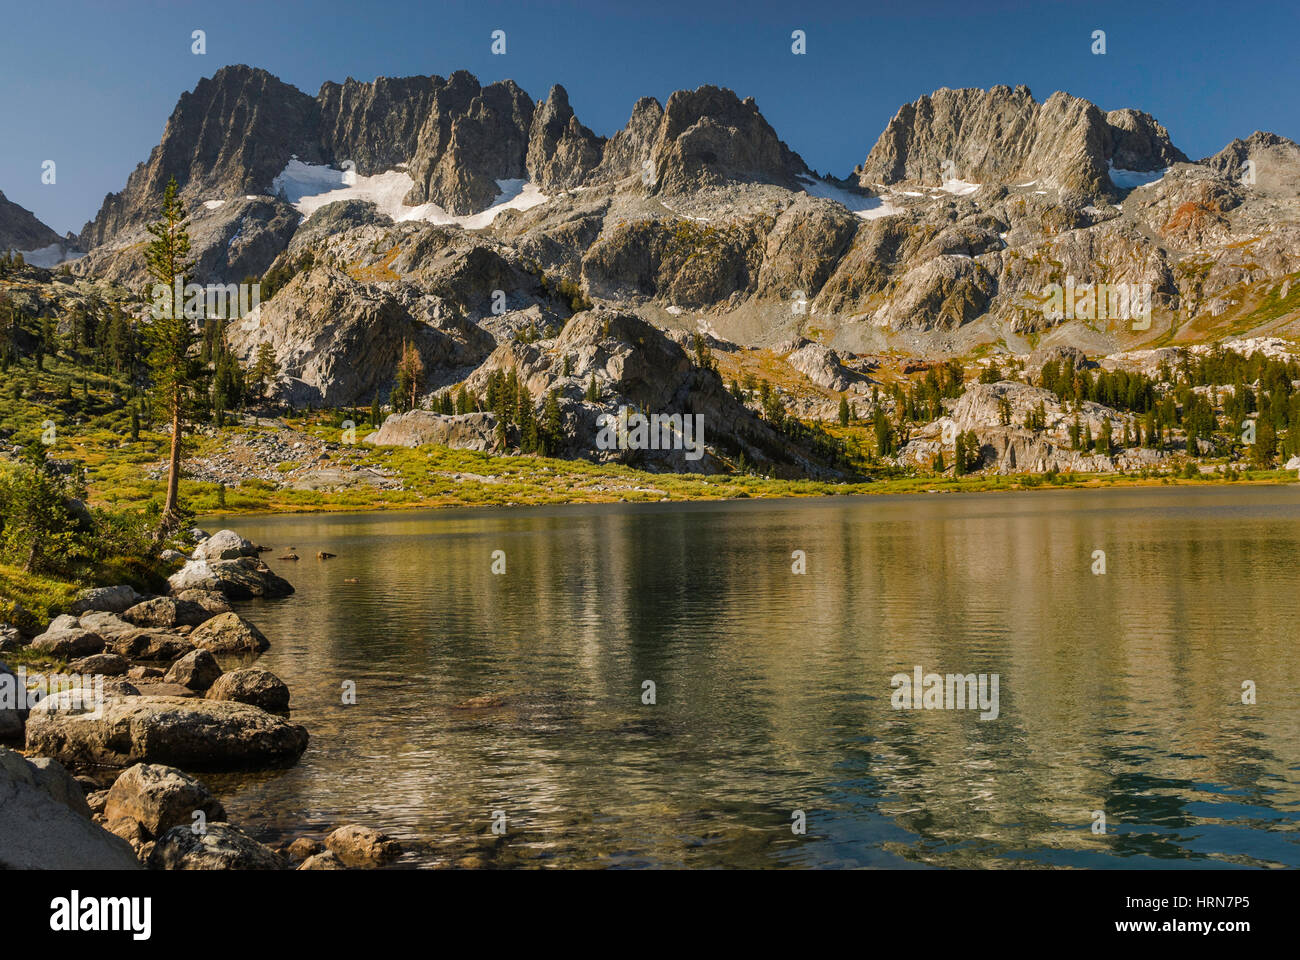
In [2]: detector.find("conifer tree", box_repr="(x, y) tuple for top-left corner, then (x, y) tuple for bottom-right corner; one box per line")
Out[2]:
(144, 176), (194, 530)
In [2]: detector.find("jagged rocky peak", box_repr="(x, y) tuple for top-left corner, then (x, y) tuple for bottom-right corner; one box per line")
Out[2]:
(646, 85), (810, 195)
(404, 73), (536, 215)
(79, 65), (322, 249)
(315, 74), (443, 175)
(1203, 131), (1300, 195)
(857, 85), (1185, 197)
(526, 84), (605, 191)
(1105, 109), (1187, 171)
(595, 97), (665, 182)
(0, 189), (63, 254)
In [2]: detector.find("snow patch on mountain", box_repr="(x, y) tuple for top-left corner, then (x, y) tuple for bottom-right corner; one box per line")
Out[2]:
(797, 175), (902, 220)
(1109, 164), (1167, 189)
(16, 242), (78, 268)
(271, 159), (547, 228)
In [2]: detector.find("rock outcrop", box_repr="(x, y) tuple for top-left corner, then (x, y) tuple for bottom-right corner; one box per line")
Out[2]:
(0, 189), (65, 254)
(367, 410), (497, 450)
(856, 85), (1186, 197)
(0, 747), (140, 869)
(167, 557), (294, 600)
(25, 693), (309, 770)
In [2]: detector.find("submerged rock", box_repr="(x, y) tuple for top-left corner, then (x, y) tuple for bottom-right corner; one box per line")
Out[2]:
(148, 822), (288, 870)
(325, 824), (402, 867)
(298, 850), (346, 870)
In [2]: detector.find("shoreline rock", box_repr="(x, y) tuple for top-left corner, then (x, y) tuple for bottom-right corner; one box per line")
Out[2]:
(25, 693), (310, 771)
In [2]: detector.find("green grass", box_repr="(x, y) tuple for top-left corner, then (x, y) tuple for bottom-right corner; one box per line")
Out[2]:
(0, 564), (79, 634)
(3, 353), (1297, 525)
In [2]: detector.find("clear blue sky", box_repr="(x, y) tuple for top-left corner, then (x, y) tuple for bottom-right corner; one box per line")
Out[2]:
(3, 0), (1297, 235)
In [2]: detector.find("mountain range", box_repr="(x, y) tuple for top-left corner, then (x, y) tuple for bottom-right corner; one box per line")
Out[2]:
(3, 64), (1299, 475)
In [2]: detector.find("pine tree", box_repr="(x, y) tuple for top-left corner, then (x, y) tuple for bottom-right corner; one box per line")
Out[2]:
(542, 389), (563, 455)
(838, 395), (851, 426)
(143, 176), (194, 530)
(250, 342), (278, 397)
(394, 340), (424, 411)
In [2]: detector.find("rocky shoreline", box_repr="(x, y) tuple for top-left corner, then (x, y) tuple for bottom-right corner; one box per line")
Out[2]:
(0, 528), (402, 870)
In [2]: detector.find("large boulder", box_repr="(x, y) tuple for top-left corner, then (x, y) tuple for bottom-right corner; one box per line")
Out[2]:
(29, 627), (105, 659)
(122, 596), (211, 629)
(0, 747), (140, 869)
(163, 649), (223, 691)
(25, 693), (310, 770)
(192, 529), (258, 561)
(188, 613), (270, 655)
(104, 630), (195, 662)
(78, 610), (139, 638)
(69, 652), (130, 676)
(366, 410), (498, 451)
(26, 756), (93, 818)
(68, 584), (144, 615)
(206, 668), (289, 711)
(104, 763), (226, 838)
(168, 557), (294, 600)
(175, 589), (233, 617)
(325, 824), (402, 867)
(147, 823), (287, 870)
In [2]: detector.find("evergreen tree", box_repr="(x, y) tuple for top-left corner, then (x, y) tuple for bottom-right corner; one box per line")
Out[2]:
(249, 342), (278, 398)
(838, 394), (851, 427)
(143, 176), (194, 530)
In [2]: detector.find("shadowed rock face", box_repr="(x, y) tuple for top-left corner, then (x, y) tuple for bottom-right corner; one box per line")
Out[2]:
(79, 65), (323, 249)
(0, 189), (63, 253)
(315, 74), (443, 176)
(527, 85), (605, 191)
(405, 74), (536, 214)
(644, 85), (810, 195)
